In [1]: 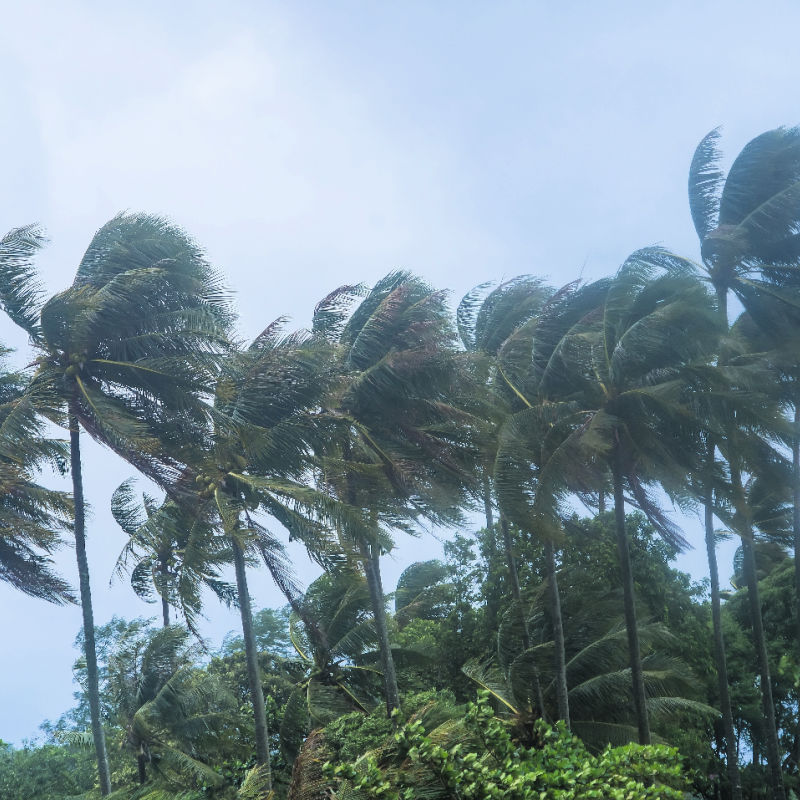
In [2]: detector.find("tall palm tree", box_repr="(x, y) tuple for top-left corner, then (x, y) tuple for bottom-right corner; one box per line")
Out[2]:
(489, 279), (611, 726)
(182, 321), (352, 785)
(568, 248), (720, 745)
(312, 272), (476, 717)
(0, 215), (233, 795)
(688, 125), (800, 800)
(456, 276), (552, 714)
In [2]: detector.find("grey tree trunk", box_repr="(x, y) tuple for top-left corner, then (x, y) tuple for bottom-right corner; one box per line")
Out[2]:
(704, 483), (742, 800)
(159, 550), (170, 628)
(793, 404), (800, 649)
(137, 749), (147, 785)
(499, 515), (545, 719)
(611, 450), (650, 745)
(361, 541), (400, 716)
(544, 538), (569, 726)
(741, 535), (786, 800)
(232, 536), (272, 785)
(69, 413), (112, 796)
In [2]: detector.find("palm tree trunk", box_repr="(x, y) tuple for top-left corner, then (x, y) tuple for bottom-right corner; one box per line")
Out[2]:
(703, 478), (742, 800)
(741, 534), (786, 800)
(611, 446), (650, 745)
(544, 538), (569, 726)
(159, 550), (170, 628)
(137, 748), (147, 785)
(232, 536), (272, 785)
(483, 473), (495, 533)
(160, 592), (170, 628)
(500, 515), (545, 719)
(361, 541), (400, 717)
(69, 411), (112, 797)
(793, 403), (800, 647)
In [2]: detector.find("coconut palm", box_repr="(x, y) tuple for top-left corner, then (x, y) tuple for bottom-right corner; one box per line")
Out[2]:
(110, 480), (236, 631)
(688, 125), (800, 800)
(279, 570), (384, 763)
(492, 278), (614, 727)
(312, 272), (477, 717)
(0, 347), (74, 605)
(0, 215), (233, 795)
(456, 276), (553, 714)
(463, 616), (715, 752)
(565, 248), (720, 744)
(181, 321), (354, 786)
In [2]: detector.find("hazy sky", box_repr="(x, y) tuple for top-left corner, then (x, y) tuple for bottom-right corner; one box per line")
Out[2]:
(0, 0), (797, 744)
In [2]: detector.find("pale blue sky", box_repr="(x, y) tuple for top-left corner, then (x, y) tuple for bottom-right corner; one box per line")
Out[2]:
(0, 0), (795, 743)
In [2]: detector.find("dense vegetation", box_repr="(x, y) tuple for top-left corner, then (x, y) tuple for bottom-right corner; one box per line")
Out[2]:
(1, 127), (800, 799)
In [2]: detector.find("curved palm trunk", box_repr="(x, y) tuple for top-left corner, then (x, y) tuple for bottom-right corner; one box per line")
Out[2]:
(500, 515), (546, 719)
(704, 483), (742, 800)
(611, 448), (650, 745)
(232, 536), (272, 785)
(361, 541), (400, 717)
(741, 534), (786, 800)
(543, 538), (569, 726)
(69, 412), (112, 796)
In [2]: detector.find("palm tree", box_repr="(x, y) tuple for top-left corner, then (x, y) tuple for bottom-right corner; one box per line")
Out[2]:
(688, 125), (800, 800)
(568, 248), (720, 744)
(456, 276), (552, 714)
(104, 623), (228, 789)
(492, 278), (613, 727)
(0, 216), (233, 795)
(110, 480), (236, 631)
(279, 570), (383, 762)
(312, 272), (476, 717)
(0, 347), (74, 605)
(182, 321), (352, 784)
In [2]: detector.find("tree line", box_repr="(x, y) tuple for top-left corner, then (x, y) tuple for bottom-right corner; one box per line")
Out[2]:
(1, 126), (800, 799)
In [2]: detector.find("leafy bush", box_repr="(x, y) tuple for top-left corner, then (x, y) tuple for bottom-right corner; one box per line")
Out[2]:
(325, 691), (688, 799)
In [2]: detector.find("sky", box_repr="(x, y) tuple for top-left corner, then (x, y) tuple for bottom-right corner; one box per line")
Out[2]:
(0, 0), (797, 744)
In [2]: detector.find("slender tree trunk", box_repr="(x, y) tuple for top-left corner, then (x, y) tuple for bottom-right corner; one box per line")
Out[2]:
(598, 490), (605, 515)
(544, 538), (569, 726)
(159, 550), (170, 628)
(741, 534), (786, 800)
(793, 404), (800, 647)
(69, 412), (112, 796)
(611, 446), (650, 745)
(137, 748), (147, 785)
(160, 593), (170, 628)
(500, 515), (546, 719)
(361, 541), (400, 717)
(704, 474), (742, 800)
(500, 515), (527, 648)
(232, 536), (272, 786)
(483, 473), (495, 534)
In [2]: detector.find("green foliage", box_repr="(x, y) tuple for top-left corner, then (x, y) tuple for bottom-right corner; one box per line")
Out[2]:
(0, 740), (96, 800)
(325, 692), (687, 799)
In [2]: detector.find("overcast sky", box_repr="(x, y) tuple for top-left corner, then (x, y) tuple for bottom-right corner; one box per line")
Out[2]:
(0, 0), (797, 744)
